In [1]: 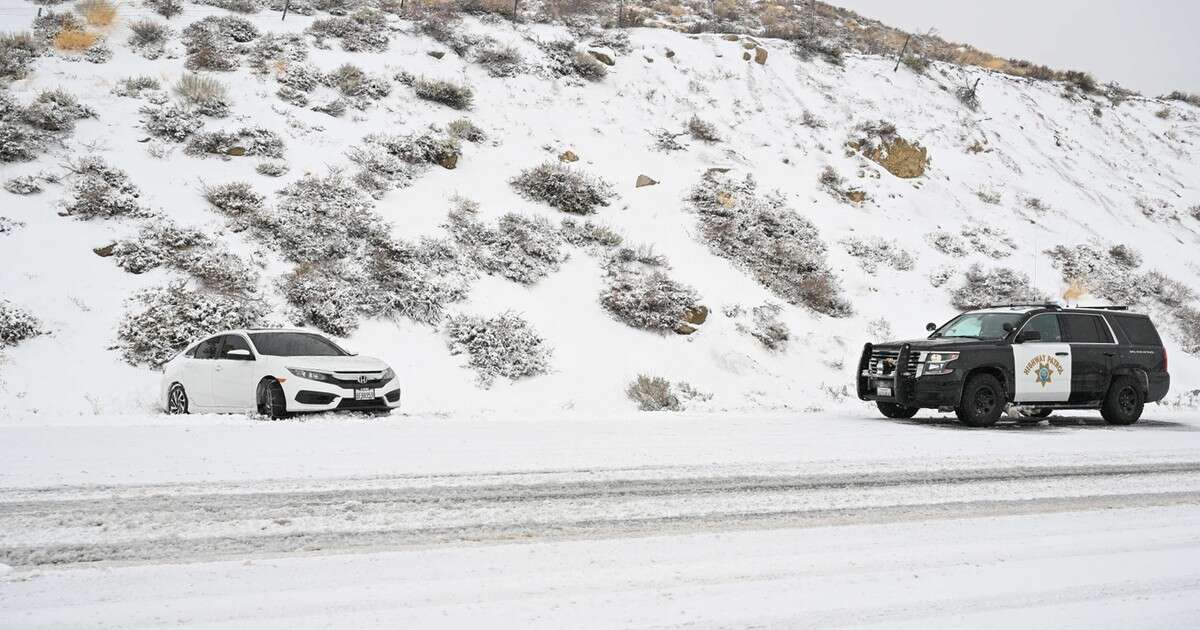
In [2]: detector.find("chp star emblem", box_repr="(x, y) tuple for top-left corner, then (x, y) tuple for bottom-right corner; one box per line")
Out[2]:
(1034, 362), (1053, 387)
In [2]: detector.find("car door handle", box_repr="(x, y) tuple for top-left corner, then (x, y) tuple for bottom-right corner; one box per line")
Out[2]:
(1055, 352), (1069, 357)
(1103, 352), (1116, 357)
(214, 365), (223, 371)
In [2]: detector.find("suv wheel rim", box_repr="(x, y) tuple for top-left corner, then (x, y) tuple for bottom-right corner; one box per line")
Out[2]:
(169, 386), (186, 413)
(974, 386), (997, 416)
(1118, 387), (1137, 415)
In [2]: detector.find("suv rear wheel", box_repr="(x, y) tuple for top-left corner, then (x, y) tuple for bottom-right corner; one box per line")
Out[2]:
(1101, 376), (1143, 425)
(876, 401), (919, 419)
(955, 373), (1005, 427)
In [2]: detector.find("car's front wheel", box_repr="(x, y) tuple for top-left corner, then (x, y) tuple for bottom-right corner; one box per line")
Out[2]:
(876, 401), (919, 419)
(167, 383), (189, 415)
(258, 379), (290, 420)
(1101, 376), (1143, 425)
(955, 373), (1005, 427)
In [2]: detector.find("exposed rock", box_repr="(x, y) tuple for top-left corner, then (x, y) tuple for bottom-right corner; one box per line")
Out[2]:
(635, 174), (658, 188)
(559, 150), (579, 162)
(664, 49), (675, 58)
(438, 153), (459, 169)
(742, 42), (756, 50)
(846, 190), (867, 203)
(683, 305), (709, 325)
(674, 322), (698, 335)
(704, 167), (732, 177)
(722, 34), (739, 42)
(644, 56), (654, 63)
(226, 146), (247, 157)
(742, 51), (751, 61)
(587, 50), (615, 66)
(428, 51), (445, 59)
(754, 47), (768, 65)
(865, 137), (928, 178)
(93, 243), (116, 257)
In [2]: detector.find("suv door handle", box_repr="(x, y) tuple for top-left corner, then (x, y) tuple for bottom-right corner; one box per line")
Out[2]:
(1055, 352), (1069, 357)
(1103, 352), (1116, 357)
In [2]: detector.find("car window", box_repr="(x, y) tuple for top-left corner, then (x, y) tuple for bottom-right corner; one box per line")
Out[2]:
(219, 334), (253, 359)
(1113, 315), (1161, 346)
(1022, 314), (1063, 342)
(1061, 314), (1114, 344)
(934, 313), (1025, 340)
(249, 332), (349, 357)
(193, 336), (222, 359)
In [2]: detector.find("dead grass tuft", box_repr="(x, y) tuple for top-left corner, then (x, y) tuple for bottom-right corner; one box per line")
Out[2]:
(53, 29), (99, 51)
(77, 0), (118, 27)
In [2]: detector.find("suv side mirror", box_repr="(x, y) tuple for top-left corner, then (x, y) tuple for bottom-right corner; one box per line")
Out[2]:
(925, 322), (937, 332)
(225, 348), (254, 360)
(1015, 330), (1042, 343)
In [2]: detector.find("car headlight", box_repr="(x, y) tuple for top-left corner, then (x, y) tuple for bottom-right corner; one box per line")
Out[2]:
(923, 352), (959, 376)
(381, 367), (395, 382)
(288, 367), (332, 382)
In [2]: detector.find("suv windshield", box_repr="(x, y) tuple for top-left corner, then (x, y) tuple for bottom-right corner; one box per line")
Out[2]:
(933, 313), (1025, 340)
(249, 332), (349, 357)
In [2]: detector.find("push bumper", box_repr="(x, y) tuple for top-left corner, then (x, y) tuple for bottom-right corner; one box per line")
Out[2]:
(857, 343), (963, 408)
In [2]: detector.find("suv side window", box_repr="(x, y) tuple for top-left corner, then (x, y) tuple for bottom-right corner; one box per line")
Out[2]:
(1021, 314), (1062, 342)
(219, 334), (253, 359)
(194, 336), (222, 359)
(1113, 315), (1161, 346)
(1061, 314), (1114, 344)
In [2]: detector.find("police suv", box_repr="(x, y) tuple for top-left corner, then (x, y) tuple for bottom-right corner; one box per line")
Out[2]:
(857, 305), (1170, 427)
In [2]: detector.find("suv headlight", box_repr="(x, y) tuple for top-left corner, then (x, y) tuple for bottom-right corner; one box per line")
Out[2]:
(381, 367), (395, 382)
(288, 367), (332, 382)
(923, 352), (959, 376)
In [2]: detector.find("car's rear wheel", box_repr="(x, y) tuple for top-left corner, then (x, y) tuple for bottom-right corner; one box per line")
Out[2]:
(167, 383), (189, 414)
(876, 401), (919, 419)
(259, 379), (290, 420)
(955, 373), (1004, 427)
(1101, 376), (1143, 425)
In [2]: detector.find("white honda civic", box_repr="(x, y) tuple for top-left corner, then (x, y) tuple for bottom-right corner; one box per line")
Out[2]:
(160, 329), (401, 418)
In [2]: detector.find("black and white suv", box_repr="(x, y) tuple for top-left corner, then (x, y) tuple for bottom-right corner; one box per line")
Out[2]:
(857, 305), (1170, 427)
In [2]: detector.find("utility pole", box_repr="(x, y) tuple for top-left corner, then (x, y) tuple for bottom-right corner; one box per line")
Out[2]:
(281, 0), (290, 21)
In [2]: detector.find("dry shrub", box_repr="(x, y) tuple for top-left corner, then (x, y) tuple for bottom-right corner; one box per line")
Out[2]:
(626, 374), (681, 411)
(53, 29), (98, 51)
(77, 0), (117, 26)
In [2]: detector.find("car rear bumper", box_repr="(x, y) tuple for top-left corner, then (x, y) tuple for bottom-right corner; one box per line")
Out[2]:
(280, 377), (402, 413)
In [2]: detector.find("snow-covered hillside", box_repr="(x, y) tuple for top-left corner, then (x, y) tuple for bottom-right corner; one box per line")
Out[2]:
(1, 0), (1199, 418)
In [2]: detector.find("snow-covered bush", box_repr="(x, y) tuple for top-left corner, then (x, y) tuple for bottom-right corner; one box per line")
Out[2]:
(447, 204), (568, 285)
(117, 283), (266, 366)
(560, 217), (622, 250)
(1042, 243), (1194, 308)
(182, 16), (258, 71)
(0, 216), (24, 234)
(307, 8), (389, 52)
(688, 174), (851, 317)
(109, 221), (260, 292)
(0, 300), (43, 348)
(447, 118), (486, 143)
(687, 115), (720, 142)
(363, 235), (473, 324)
(203, 181), (264, 216)
(256, 161), (288, 177)
(127, 19), (169, 56)
(961, 224), (1016, 258)
(411, 77), (474, 110)
(20, 88), (95, 132)
(259, 172), (375, 263)
(1, 31), (40, 81)
(600, 247), (703, 333)
(474, 42), (523, 77)
(174, 73), (231, 117)
(626, 374), (681, 411)
(195, 0), (261, 13)
(570, 48), (606, 81)
(738, 302), (790, 350)
(112, 75), (162, 98)
(141, 104), (203, 141)
(347, 130), (459, 192)
(247, 33), (309, 74)
(185, 127), (284, 158)
(0, 123), (44, 162)
(147, 0), (183, 19)
(1176, 306), (1200, 354)
(282, 263), (364, 336)
(61, 157), (149, 219)
(323, 63), (390, 107)
(4, 175), (42, 195)
(949, 264), (1046, 310)
(841, 237), (914, 274)
(445, 312), (552, 387)
(925, 230), (969, 257)
(510, 162), (614, 214)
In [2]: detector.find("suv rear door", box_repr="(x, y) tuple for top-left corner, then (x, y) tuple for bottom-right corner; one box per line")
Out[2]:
(1060, 313), (1116, 402)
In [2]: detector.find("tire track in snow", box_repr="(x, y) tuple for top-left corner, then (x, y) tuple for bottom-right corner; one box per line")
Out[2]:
(3, 461), (1200, 567)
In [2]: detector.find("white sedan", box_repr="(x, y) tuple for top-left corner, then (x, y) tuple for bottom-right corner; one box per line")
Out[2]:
(160, 329), (401, 418)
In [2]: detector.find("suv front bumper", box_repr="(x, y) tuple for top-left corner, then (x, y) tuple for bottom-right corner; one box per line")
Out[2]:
(856, 343), (963, 408)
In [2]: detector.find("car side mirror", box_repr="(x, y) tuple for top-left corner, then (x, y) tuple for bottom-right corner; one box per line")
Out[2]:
(1002, 322), (1015, 332)
(1015, 330), (1041, 343)
(226, 348), (253, 360)
(925, 322), (937, 332)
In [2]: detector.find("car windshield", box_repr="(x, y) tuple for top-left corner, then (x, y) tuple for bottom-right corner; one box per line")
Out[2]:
(932, 313), (1025, 340)
(249, 332), (349, 357)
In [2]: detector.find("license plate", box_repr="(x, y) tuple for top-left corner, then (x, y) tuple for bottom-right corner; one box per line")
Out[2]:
(355, 388), (375, 401)
(877, 385), (893, 397)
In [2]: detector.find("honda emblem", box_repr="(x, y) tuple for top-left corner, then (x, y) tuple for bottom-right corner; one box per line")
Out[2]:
(357, 375), (368, 384)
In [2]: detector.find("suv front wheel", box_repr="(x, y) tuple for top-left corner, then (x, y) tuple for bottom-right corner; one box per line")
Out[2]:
(956, 373), (1005, 427)
(1101, 376), (1144, 425)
